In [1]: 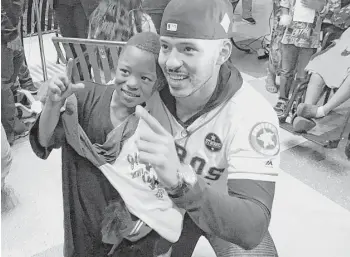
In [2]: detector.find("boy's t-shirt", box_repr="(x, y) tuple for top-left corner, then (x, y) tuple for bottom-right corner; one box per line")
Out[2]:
(102, 118), (184, 243)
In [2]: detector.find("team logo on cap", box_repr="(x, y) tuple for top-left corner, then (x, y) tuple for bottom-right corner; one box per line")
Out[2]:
(167, 23), (178, 32)
(205, 133), (222, 152)
(220, 13), (230, 33)
(249, 122), (280, 156)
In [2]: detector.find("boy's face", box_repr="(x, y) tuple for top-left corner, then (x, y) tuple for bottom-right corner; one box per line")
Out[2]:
(114, 46), (157, 108)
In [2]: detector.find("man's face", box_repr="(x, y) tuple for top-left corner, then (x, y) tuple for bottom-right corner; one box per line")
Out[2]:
(158, 37), (221, 98)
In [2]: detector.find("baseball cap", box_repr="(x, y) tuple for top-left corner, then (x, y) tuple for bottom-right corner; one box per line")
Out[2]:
(160, 0), (234, 39)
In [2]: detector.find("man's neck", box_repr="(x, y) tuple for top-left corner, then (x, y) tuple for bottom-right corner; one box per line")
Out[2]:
(175, 71), (219, 122)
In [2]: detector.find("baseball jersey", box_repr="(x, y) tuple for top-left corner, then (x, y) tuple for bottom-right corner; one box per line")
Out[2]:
(147, 82), (280, 192)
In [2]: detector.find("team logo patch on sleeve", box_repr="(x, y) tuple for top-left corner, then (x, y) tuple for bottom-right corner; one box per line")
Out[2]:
(249, 122), (280, 156)
(205, 133), (222, 152)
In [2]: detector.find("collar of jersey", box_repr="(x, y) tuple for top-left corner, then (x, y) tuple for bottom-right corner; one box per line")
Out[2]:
(159, 62), (243, 128)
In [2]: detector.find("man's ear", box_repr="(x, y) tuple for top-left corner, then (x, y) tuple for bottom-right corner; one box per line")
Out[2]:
(216, 39), (232, 65)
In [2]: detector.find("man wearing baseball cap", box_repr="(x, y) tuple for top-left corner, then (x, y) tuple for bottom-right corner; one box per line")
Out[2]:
(135, 0), (280, 256)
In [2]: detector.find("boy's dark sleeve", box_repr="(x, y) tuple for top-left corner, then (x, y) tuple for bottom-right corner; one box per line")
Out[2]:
(29, 114), (66, 160)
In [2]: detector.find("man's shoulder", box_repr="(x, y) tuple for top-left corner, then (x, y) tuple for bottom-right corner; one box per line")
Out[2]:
(224, 82), (279, 129)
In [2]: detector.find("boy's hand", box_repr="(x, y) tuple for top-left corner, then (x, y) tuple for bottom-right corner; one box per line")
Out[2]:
(47, 59), (85, 104)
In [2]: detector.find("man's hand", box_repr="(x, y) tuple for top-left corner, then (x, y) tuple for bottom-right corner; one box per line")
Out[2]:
(46, 59), (85, 105)
(135, 105), (181, 189)
(301, 0), (326, 11)
(7, 36), (22, 51)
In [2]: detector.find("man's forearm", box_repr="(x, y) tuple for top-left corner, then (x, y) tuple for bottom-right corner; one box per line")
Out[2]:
(171, 177), (272, 250)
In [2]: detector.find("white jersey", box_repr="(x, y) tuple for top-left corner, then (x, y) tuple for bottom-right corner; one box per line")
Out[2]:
(148, 82), (280, 192)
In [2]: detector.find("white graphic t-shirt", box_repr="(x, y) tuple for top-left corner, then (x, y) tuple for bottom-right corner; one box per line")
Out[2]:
(100, 119), (184, 243)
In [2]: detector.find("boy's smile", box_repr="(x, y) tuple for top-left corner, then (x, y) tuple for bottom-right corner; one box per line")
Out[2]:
(114, 45), (157, 107)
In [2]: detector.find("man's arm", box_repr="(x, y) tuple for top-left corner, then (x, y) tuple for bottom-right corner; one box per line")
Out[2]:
(134, 104), (279, 249)
(171, 168), (274, 250)
(171, 113), (280, 250)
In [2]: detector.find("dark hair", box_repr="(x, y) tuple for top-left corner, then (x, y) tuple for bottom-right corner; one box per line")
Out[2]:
(89, 0), (144, 41)
(88, 0), (144, 71)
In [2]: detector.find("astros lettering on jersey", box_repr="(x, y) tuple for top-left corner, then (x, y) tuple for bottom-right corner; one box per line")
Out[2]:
(147, 82), (280, 191)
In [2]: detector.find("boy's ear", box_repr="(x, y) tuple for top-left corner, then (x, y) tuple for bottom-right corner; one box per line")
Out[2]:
(217, 39), (232, 65)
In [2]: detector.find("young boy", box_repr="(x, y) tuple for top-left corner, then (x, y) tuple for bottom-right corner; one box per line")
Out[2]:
(30, 32), (178, 257)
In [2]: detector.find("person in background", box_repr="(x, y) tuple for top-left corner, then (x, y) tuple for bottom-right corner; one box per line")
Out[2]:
(52, 0), (100, 39)
(1, 0), (29, 145)
(265, 0), (286, 93)
(16, 0), (39, 94)
(17, 56), (39, 94)
(87, 0), (156, 84)
(273, 0), (335, 117)
(330, 1), (350, 29)
(142, 0), (171, 34)
(292, 27), (350, 132)
(1, 123), (14, 213)
(1, 124), (13, 193)
(88, 0), (156, 42)
(241, 0), (256, 25)
(345, 133), (350, 159)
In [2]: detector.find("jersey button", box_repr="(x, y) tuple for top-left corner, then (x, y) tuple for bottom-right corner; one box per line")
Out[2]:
(181, 130), (188, 137)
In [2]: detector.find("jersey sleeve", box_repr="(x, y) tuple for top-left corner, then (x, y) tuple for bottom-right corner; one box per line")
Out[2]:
(226, 112), (280, 183)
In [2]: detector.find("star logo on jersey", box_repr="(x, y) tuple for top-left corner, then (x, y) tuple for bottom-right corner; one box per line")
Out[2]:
(205, 133), (222, 152)
(249, 122), (280, 156)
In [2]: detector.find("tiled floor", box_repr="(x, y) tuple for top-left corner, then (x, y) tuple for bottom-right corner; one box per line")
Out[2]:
(2, 1), (350, 257)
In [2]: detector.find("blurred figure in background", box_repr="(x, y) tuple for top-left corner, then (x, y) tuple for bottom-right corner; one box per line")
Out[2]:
(17, 56), (39, 94)
(53, 0), (100, 38)
(142, 0), (171, 33)
(17, 0), (39, 94)
(241, 0), (256, 25)
(1, 0), (29, 145)
(1, 123), (15, 213)
(265, 0), (285, 94)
